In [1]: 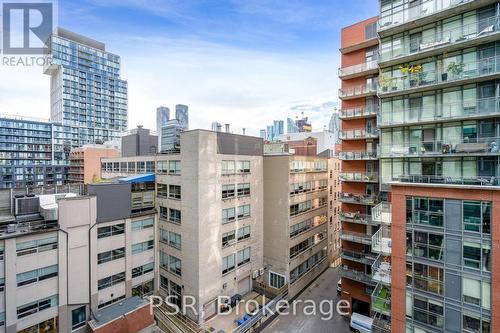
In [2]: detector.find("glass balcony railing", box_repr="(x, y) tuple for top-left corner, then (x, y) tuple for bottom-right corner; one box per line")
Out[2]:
(340, 129), (379, 140)
(340, 265), (376, 285)
(373, 312), (391, 333)
(379, 136), (500, 157)
(339, 83), (378, 99)
(371, 282), (391, 316)
(340, 172), (379, 183)
(372, 227), (392, 255)
(378, 0), (475, 32)
(340, 212), (376, 225)
(380, 15), (500, 62)
(341, 249), (378, 265)
(372, 253), (391, 285)
(393, 175), (500, 187)
(339, 150), (378, 160)
(339, 106), (378, 119)
(340, 230), (373, 245)
(372, 202), (391, 225)
(339, 60), (378, 78)
(340, 192), (379, 206)
(379, 97), (500, 126)
(381, 55), (500, 95)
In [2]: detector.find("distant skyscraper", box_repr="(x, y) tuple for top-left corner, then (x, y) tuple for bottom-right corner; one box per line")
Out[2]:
(157, 106), (170, 148)
(161, 120), (183, 152)
(328, 112), (341, 144)
(287, 118), (299, 134)
(211, 122), (222, 132)
(45, 28), (128, 148)
(259, 129), (267, 140)
(273, 120), (284, 138)
(266, 125), (274, 141)
(176, 104), (189, 131)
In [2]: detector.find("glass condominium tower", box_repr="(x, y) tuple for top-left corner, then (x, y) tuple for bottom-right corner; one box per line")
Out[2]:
(44, 28), (128, 149)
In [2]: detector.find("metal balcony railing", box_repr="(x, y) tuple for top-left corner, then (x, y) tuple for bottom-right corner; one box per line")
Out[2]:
(339, 83), (378, 99)
(340, 266), (376, 285)
(338, 59), (378, 78)
(393, 175), (500, 187)
(340, 230), (373, 245)
(339, 150), (378, 161)
(372, 253), (391, 285)
(340, 212), (376, 225)
(378, 0), (475, 32)
(339, 106), (378, 119)
(372, 202), (391, 225)
(379, 136), (500, 158)
(371, 282), (391, 316)
(380, 55), (500, 95)
(340, 172), (379, 183)
(380, 15), (500, 62)
(340, 129), (379, 140)
(379, 97), (500, 126)
(340, 193), (379, 206)
(372, 227), (392, 256)
(372, 311), (391, 333)
(341, 249), (378, 265)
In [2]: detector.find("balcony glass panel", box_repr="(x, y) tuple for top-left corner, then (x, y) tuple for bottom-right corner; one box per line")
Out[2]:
(339, 60), (378, 77)
(340, 172), (379, 182)
(341, 129), (379, 140)
(339, 150), (378, 160)
(339, 83), (378, 99)
(340, 106), (379, 119)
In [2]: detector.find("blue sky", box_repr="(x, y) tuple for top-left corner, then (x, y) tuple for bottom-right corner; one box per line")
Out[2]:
(1, 0), (378, 135)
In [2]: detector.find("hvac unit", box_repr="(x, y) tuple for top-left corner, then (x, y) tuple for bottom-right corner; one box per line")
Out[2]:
(14, 196), (39, 216)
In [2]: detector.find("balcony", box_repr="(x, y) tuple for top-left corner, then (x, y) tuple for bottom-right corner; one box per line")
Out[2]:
(380, 55), (500, 97)
(379, 97), (500, 127)
(372, 254), (391, 285)
(339, 83), (378, 100)
(340, 192), (379, 206)
(340, 212), (376, 225)
(372, 227), (392, 256)
(379, 136), (500, 158)
(378, 0), (477, 35)
(341, 249), (378, 265)
(371, 282), (391, 316)
(372, 312), (391, 333)
(379, 15), (500, 66)
(339, 60), (378, 79)
(339, 107), (378, 120)
(340, 129), (379, 140)
(392, 175), (500, 187)
(372, 202), (391, 225)
(340, 230), (373, 245)
(340, 172), (379, 183)
(340, 266), (376, 286)
(339, 150), (378, 161)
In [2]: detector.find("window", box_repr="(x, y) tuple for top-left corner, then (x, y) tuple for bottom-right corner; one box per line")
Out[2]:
(97, 224), (124, 238)
(222, 208), (236, 224)
(463, 201), (491, 234)
(169, 160), (181, 175)
(132, 241), (154, 254)
(290, 200), (312, 216)
(71, 306), (86, 330)
(269, 272), (286, 289)
(98, 272), (125, 290)
(98, 247), (125, 264)
(408, 197), (444, 227)
(237, 247), (251, 266)
(222, 184), (236, 199)
(290, 219), (312, 237)
(132, 263), (154, 278)
(98, 295), (125, 309)
(0, 278), (4, 292)
(464, 241), (491, 272)
(410, 231), (443, 261)
(365, 21), (377, 39)
(160, 275), (169, 291)
(222, 231), (236, 247)
(17, 295), (58, 319)
(169, 208), (181, 224)
(169, 185), (181, 199)
(413, 296), (443, 328)
(16, 236), (58, 256)
(157, 184), (168, 197)
(237, 183), (250, 196)
(463, 314), (490, 333)
(289, 247), (327, 284)
(0, 245), (4, 261)
(237, 226), (251, 241)
(411, 262), (443, 295)
(17, 265), (58, 287)
(237, 205), (250, 219)
(131, 218), (154, 231)
(160, 229), (169, 243)
(222, 254), (235, 274)
(222, 161), (235, 175)
(157, 161), (168, 174)
(169, 256), (182, 276)
(169, 232), (182, 249)
(290, 237), (313, 258)
(237, 161), (250, 173)
(132, 279), (154, 297)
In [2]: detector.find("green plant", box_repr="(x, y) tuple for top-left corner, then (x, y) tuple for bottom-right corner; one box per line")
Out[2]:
(447, 62), (465, 76)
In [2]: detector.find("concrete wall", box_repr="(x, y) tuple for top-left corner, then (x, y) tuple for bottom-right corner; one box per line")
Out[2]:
(88, 183), (132, 223)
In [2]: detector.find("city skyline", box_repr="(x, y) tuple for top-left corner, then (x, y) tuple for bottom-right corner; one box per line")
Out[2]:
(0, 0), (375, 136)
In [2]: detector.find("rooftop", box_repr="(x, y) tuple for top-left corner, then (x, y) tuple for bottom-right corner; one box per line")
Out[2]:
(89, 296), (149, 330)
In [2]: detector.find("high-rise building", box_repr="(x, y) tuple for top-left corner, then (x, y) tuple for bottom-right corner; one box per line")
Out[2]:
(157, 107), (170, 148)
(287, 118), (299, 134)
(211, 121), (222, 132)
(338, 15), (381, 326)
(262, 120), (285, 142)
(121, 126), (158, 157)
(329, 112), (342, 144)
(44, 28), (128, 149)
(175, 104), (189, 131)
(259, 129), (267, 140)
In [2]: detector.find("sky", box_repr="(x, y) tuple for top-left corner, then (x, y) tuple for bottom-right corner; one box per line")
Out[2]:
(0, 0), (378, 136)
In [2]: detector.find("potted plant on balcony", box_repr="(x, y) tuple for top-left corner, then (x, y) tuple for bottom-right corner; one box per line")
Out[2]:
(380, 74), (389, 92)
(447, 61), (465, 79)
(400, 64), (423, 87)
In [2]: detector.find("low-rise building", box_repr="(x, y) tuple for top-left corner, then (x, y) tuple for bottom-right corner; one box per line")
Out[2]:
(69, 144), (120, 184)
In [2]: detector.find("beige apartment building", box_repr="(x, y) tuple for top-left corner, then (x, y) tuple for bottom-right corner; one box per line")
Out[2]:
(102, 129), (265, 326)
(69, 144), (120, 184)
(0, 180), (157, 333)
(262, 150), (340, 299)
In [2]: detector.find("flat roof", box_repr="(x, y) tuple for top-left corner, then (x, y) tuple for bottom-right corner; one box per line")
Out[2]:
(119, 173), (155, 183)
(90, 296), (149, 329)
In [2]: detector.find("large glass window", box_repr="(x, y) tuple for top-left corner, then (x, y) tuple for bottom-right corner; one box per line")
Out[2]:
(71, 306), (86, 330)
(464, 241), (491, 272)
